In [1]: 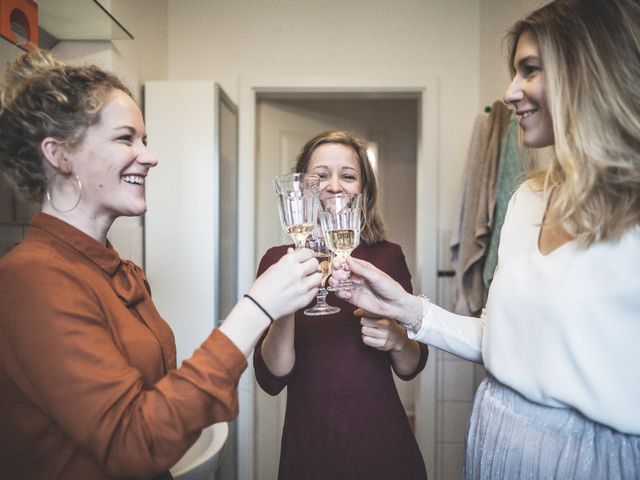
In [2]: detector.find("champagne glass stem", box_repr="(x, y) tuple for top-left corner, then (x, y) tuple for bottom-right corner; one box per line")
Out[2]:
(315, 287), (329, 308)
(339, 252), (352, 282)
(303, 228), (340, 316)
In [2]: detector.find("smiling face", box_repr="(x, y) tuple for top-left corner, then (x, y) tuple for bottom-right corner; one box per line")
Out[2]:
(305, 143), (363, 200)
(503, 30), (555, 148)
(68, 89), (157, 222)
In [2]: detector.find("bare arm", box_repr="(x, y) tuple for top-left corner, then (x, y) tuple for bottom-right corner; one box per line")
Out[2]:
(258, 314), (296, 376)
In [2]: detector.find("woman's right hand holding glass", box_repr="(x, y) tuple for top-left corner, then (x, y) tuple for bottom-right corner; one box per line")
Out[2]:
(248, 248), (322, 321)
(329, 256), (423, 326)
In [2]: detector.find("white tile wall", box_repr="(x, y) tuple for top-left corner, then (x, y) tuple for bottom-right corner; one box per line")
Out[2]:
(441, 399), (473, 443)
(441, 442), (466, 480)
(432, 229), (487, 480)
(440, 354), (475, 401)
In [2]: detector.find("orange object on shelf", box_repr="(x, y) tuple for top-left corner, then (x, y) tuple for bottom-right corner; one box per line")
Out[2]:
(0, 0), (38, 50)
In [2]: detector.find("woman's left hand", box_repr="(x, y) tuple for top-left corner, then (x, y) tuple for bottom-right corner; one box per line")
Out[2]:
(359, 312), (409, 352)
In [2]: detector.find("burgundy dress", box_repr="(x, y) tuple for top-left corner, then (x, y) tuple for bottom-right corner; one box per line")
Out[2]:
(254, 241), (428, 480)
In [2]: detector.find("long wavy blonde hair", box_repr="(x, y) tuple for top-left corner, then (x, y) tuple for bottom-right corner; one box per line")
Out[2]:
(508, 0), (640, 245)
(295, 130), (387, 245)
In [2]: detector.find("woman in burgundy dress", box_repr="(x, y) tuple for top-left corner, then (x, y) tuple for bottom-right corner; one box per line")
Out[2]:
(254, 130), (428, 479)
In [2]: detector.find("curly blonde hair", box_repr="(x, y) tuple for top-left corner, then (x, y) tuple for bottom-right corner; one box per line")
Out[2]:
(0, 48), (132, 202)
(508, 0), (640, 245)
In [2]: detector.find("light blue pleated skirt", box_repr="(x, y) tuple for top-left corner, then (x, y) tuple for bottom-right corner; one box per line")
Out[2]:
(463, 375), (640, 480)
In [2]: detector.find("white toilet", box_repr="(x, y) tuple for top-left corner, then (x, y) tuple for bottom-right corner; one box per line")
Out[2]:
(170, 422), (229, 480)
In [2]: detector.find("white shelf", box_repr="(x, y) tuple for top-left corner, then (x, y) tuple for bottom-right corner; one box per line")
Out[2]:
(36, 0), (132, 42)
(2, 0), (133, 49)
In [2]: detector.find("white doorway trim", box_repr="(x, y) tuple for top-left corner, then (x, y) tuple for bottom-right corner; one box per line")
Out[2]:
(237, 75), (439, 480)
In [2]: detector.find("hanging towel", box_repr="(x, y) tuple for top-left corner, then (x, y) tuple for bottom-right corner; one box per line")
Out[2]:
(450, 101), (512, 316)
(450, 114), (486, 315)
(483, 118), (526, 288)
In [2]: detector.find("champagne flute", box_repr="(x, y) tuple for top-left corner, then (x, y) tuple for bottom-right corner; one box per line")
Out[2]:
(303, 226), (341, 316)
(274, 173), (320, 249)
(319, 193), (362, 291)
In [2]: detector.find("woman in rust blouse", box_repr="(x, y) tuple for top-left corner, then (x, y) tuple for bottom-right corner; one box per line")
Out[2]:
(254, 131), (428, 479)
(0, 49), (321, 480)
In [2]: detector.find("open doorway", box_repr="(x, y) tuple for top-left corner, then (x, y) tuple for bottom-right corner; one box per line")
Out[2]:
(236, 76), (438, 480)
(254, 93), (419, 479)
(255, 93), (418, 290)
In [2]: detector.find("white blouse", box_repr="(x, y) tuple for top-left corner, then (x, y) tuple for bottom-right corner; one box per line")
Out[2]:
(411, 181), (640, 434)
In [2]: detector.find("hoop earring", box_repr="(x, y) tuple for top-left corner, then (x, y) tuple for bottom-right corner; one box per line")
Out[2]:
(46, 173), (83, 213)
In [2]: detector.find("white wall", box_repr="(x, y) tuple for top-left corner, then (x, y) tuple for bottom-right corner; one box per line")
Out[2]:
(479, 0), (549, 106)
(165, 0), (480, 228)
(110, 0), (170, 92)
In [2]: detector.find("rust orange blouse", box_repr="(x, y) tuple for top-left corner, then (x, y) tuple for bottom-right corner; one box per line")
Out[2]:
(0, 213), (247, 479)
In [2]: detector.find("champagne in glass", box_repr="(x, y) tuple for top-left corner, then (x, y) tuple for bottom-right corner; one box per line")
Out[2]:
(325, 228), (359, 257)
(286, 223), (316, 247)
(319, 193), (362, 290)
(274, 173), (320, 249)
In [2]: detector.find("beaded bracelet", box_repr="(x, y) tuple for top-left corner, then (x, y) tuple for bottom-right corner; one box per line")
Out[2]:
(403, 294), (430, 333)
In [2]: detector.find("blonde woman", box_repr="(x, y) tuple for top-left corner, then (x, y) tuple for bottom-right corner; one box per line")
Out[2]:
(331, 0), (640, 478)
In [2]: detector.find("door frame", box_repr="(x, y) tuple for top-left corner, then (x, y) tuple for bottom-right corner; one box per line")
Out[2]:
(237, 75), (439, 480)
